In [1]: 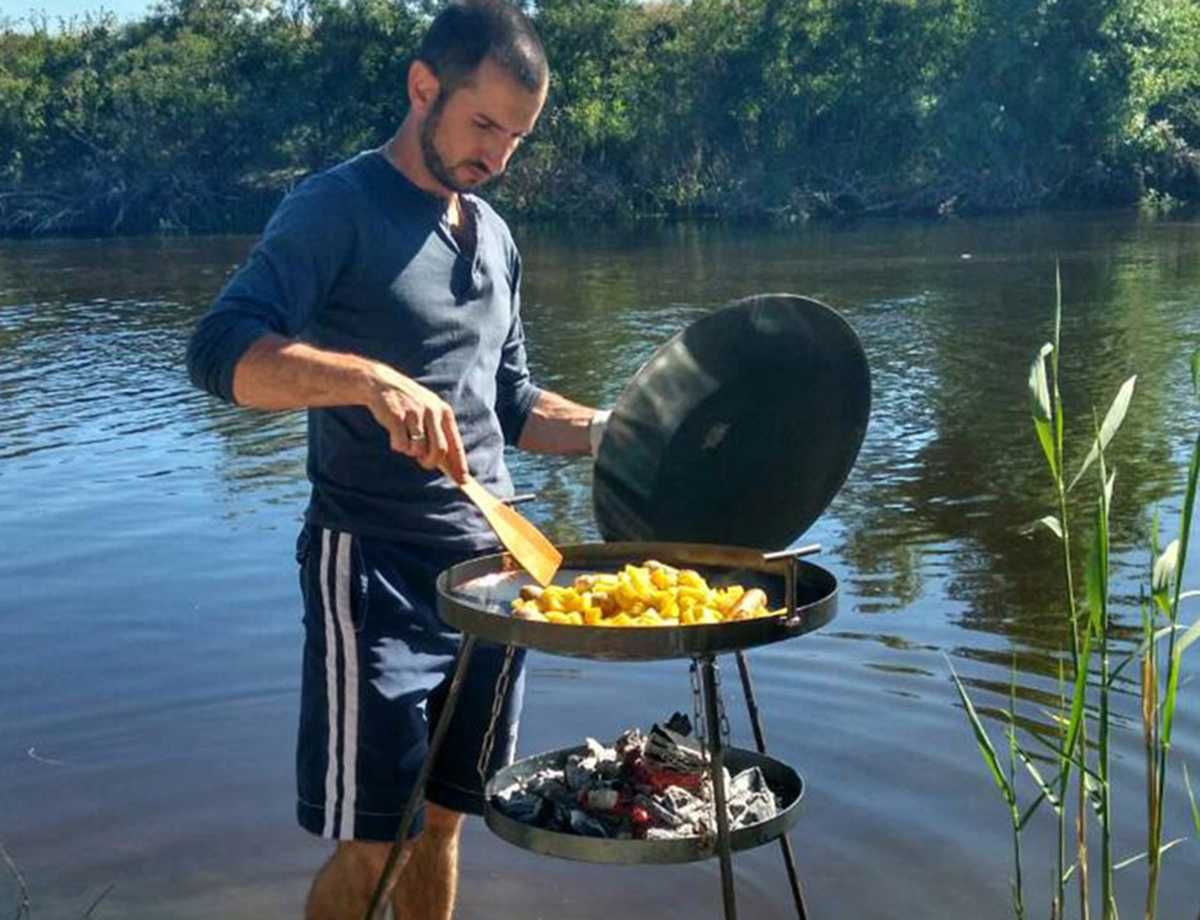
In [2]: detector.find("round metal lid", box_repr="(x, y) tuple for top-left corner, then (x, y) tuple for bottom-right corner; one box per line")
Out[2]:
(593, 294), (871, 548)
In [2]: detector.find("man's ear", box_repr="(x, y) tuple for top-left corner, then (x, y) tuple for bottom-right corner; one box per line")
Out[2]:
(408, 60), (440, 114)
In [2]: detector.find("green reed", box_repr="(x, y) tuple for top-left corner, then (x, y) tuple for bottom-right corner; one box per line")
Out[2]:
(950, 269), (1200, 919)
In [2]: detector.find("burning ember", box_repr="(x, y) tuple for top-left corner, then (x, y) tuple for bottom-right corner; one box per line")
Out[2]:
(492, 713), (780, 840)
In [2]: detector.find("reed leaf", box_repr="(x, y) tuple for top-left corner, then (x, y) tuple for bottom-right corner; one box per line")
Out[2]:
(1184, 764), (1200, 835)
(1034, 416), (1057, 480)
(1191, 348), (1200, 399)
(1162, 618), (1200, 752)
(1175, 618), (1200, 657)
(1025, 720), (1102, 783)
(1061, 638), (1094, 785)
(1142, 634), (1159, 897)
(1112, 838), (1185, 871)
(1018, 791), (1051, 832)
(1084, 772), (1104, 818)
(1068, 375), (1137, 492)
(1152, 623), (1187, 646)
(1109, 642), (1140, 682)
(1153, 540), (1180, 614)
(1053, 270), (1065, 459)
(1055, 264), (1063, 354)
(1086, 500), (1108, 635)
(1030, 344), (1057, 477)
(82, 882), (115, 919)
(1006, 672), (1028, 920)
(948, 658), (1015, 806)
(1017, 745), (1062, 814)
(1030, 343), (1054, 420)
(1172, 432), (1200, 617)
(1021, 515), (1064, 539)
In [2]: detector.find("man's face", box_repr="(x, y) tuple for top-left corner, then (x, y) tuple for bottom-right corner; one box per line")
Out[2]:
(419, 56), (546, 195)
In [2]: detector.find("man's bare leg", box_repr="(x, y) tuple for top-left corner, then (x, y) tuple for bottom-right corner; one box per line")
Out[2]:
(390, 803), (465, 920)
(306, 839), (412, 920)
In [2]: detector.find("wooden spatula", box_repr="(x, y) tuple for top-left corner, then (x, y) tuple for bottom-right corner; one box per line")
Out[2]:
(452, 471), (562, 586)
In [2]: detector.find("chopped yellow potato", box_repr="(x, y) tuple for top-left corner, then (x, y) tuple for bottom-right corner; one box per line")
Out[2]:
(511, 561), (783, 627)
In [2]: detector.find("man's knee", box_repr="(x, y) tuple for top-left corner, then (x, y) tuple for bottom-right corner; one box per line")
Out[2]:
(424, 802), (465, 837)
(333, 839), (403, 881)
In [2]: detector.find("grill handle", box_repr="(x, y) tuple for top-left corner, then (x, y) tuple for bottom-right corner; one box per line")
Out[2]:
(763, 543), (822, 621)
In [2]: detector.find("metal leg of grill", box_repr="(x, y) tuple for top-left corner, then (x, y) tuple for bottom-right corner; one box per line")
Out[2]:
(698, 655), (738, 920)
(364, 635), (479, 920)
(735, 650), (810, 920)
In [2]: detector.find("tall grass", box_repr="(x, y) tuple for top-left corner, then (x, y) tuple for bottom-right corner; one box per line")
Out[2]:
(949, 270), (1200, 919)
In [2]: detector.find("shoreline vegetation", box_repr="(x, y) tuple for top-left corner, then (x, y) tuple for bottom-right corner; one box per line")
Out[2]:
(2, 0), (1199, 237)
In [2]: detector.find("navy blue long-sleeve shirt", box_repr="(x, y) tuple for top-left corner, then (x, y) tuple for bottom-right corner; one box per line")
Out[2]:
(186, 150), (542, 551)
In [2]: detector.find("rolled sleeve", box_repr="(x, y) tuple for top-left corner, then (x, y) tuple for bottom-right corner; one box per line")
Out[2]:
(185, 173), (356, 404)
(185, 311), (276, 404)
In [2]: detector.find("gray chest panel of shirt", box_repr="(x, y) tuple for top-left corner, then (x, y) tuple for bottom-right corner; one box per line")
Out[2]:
(317, 210), (508, 398)
(301, 155), (529, 550)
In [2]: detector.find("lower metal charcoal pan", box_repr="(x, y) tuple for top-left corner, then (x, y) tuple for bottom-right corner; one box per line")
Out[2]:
(484, 745), (804, 865)
(436, 542), (837, 662)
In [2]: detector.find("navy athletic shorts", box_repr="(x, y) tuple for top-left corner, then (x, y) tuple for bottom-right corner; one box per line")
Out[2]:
(294, 524), (526, 842)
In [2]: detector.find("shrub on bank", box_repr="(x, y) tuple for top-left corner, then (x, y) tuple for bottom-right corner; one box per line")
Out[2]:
(1, 0), (1198, 235)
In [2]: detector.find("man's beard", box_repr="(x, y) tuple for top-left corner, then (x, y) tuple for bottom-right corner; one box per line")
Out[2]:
(420, 97), (493, 194)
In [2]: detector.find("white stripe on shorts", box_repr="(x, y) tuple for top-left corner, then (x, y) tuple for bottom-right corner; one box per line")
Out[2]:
(318, 529), (340, 838)
(333, 532), (359, 839)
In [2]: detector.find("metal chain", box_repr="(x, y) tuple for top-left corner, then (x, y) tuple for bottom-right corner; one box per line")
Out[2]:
(477, 644), (517, 787)
(712, 659), (732, 746)
(688, 659), (708, 760)
(689, 659), (715, 846)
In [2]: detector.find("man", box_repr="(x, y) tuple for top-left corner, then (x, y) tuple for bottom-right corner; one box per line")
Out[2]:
(186, 3), (607, 917)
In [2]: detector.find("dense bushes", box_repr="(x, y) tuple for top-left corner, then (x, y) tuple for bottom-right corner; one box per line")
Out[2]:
(1, 0), (1198, 234)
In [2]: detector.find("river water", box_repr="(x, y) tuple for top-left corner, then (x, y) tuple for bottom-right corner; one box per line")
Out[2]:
(1, 212), (1198, 918)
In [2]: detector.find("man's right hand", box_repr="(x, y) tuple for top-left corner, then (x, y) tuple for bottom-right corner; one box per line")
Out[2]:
(363, 363), (469, 484)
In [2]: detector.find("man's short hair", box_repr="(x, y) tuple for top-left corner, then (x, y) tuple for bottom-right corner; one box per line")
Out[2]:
(416, 1), (548, 97)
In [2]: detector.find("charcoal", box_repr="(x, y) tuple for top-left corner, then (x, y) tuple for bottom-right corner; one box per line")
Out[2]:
(726, 767), (780, 830)
(644, 722), (706, 773)
(664, 711), (693, 736)
(585, 788), (620, 811)
(634, 793), (685, 829)
(494, 784), (556, 826)
(731, 766), (765, 794)
(491, 716), (784, 841)
(565, 737), (620, 791)
(586, 737), (617, 763)
(644, 826), (689, 841)
(613, 728), (644, 759)
(569, 808), (611, 838)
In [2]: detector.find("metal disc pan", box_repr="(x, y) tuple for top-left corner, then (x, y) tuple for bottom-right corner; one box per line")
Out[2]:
(485, 744), (804, 864)
(437, 542), (837, 661)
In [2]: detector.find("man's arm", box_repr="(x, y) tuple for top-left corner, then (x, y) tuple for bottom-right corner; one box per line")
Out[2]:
(517, 390), (606, 456)
(229, 333), (469, 482)
(184, 173), (468, 482)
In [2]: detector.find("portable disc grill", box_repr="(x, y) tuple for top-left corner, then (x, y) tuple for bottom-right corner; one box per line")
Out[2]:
(365, 295), (871, 920)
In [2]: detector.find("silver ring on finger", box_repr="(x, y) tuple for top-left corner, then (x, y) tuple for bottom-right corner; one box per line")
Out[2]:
(408, 429), (426, 442)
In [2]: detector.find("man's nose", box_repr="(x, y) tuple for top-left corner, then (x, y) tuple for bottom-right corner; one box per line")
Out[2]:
(482, 137), (519, 174)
